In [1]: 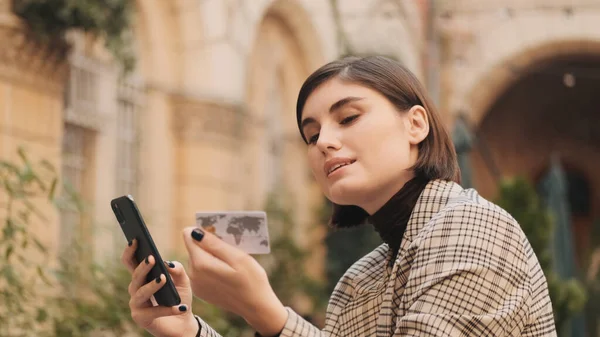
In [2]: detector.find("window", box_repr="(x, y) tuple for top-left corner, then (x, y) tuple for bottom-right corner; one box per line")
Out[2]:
(64, 55), (103, 129)
(115, 77), (142, 197)
(60, 123), (92, 253)
(60, 54), (102, 258)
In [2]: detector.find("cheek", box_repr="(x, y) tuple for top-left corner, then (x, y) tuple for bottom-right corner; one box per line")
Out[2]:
(366, 135), (412, 170)
(306, 149), (323, 177)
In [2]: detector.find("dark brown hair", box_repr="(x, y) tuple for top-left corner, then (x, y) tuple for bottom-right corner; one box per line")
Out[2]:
(296, 55), (460, 227)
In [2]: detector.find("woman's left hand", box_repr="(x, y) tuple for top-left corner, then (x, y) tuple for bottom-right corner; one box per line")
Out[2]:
(182, 227), (288, 336)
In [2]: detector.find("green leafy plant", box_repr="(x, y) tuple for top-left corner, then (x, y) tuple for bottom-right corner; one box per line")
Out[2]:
(11, 0), (135, 72)
(261, 195), (328, 311)
(0, 148), (144, 336)
(495, 176), (587, 333)
(582, 219), (600, 337)
(318, 196), (382, 294)
(0, 147), (59, 336)
(0, 148), (328, 335)
(49, 247), (146, 337)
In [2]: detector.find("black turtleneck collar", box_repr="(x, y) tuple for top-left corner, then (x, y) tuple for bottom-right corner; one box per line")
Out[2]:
(368, 175), (430, 258)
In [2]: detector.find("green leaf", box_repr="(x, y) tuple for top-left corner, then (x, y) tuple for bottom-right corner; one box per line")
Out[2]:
(5, 245), (13, 260)
(31, 173), (47, 192)
(16, 147), (29, 165)
(20, 164), (35, 184)
(17, 254), (26, 264)
(3, 179), (15, 196)
(32, 237), (47, 252)
(48, 177), (58, 200)
(40, 159), (57, 173)
(35, 308), (48, 323)
(18, 209), (30, 223)
(3, 219), (15, 239)
(0, 161), (22, 175)
(23, 199), (48, 221)
(36, 266), (52, 286)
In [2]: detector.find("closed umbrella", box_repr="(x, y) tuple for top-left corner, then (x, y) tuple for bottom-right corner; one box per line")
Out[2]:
(452, 115), (474, 188)
(539, 156), (585, 337)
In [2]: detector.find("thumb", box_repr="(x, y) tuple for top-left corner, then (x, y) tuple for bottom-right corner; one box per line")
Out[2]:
(183, 226), (245, 267)
(182, 227), (226, 270)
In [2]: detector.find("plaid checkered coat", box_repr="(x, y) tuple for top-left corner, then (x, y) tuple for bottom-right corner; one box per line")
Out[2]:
(198, 180), (557, 336)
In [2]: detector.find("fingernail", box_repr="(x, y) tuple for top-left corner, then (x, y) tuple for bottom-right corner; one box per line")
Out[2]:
(128, 240), (133, 247)
(165, 261), (175, 268)
(191, 228), (204, 242)
(178, 304), (187, 312)
(145, 256), (150, 265)
(155, 275), (162, 283)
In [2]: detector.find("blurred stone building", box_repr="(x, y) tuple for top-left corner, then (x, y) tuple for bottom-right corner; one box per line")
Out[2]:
(0, 0), (599, 298)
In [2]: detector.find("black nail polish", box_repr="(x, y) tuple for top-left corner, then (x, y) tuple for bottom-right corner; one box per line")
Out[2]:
(178, 305), (187, 312)
(155, 275), (161, 283)
(128, 240), (133, 247)
(191, 228), (204, 242)
(145, 256), (150, 265)
(166, 261), (175, 268)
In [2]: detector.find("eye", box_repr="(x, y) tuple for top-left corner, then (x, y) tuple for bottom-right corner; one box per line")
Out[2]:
(308, 133), (319, 145)
(340, 114), (359, 125)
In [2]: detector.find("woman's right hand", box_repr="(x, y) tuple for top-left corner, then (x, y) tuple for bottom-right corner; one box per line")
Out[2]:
(122, 239), (199, 337)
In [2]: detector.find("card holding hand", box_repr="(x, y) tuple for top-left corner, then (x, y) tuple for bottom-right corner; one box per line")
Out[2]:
(195, 211), (270, 254)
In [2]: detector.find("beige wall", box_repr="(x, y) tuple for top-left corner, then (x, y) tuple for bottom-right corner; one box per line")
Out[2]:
(0, 11), (68, 264)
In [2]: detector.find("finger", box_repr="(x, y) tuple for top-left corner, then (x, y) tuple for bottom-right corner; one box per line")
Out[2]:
(131, 273), (166, 308)
(131, 303), (189, 326)
(181, 228), (235, 276)
(163, 260), (190, 288)
(129, 254), (155, 297)
(183, 227), (247, 267)
(121, 238), (138, 273)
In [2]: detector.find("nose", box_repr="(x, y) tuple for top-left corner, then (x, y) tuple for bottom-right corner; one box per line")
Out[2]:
(316, 124), (341, 154)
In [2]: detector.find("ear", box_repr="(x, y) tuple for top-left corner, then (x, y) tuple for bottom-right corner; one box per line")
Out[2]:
(404, 105), (429, 145)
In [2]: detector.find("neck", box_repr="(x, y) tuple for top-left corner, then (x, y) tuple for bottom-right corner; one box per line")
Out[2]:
(368, 175), (430, 257)
(361, 172), (416, 215)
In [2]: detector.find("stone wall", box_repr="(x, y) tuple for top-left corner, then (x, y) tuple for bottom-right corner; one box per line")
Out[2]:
(0, 8), (69, 262)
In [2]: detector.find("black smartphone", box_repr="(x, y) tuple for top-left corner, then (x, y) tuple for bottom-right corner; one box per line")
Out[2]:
(111, 195), (181, 307)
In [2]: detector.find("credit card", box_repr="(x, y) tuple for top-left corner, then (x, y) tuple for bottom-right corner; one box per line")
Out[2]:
(195, 211), (270, 254)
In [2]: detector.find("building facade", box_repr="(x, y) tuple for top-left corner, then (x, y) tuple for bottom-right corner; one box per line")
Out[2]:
(0, 0), (598, 298)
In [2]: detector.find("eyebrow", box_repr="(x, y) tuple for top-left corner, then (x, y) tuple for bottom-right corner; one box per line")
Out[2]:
(300, 96), (365, 130)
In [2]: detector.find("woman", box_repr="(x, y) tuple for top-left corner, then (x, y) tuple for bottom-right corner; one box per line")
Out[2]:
(121, 56), (557, 337)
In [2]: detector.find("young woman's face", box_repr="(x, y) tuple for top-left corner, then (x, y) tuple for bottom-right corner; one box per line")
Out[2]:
(300, 78), (428, 214)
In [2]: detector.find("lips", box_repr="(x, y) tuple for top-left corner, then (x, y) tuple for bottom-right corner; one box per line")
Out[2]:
(324, 158), (356, 176)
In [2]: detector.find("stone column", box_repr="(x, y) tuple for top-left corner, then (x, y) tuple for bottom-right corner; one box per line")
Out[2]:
(169, 94), (248, 255)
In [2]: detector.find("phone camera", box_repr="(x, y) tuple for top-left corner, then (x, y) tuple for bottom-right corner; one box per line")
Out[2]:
(112, 203), (125, 224)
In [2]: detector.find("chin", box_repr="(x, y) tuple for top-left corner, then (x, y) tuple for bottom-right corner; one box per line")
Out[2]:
(325, 179), (368, 206)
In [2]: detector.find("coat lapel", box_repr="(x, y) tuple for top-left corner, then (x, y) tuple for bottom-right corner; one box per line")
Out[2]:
(376, 179), (464, 336)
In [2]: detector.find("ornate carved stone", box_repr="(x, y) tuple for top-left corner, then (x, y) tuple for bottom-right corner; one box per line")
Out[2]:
(171, 94), (248, 146)
(0, 16), (69, 95)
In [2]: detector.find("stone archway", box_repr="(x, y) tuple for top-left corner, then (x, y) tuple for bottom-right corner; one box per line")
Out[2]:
(244, 0), (324, 211)
(466, 40), (600, 127)
(244, 0), (325, 306)
(439, 4), (600, 124)
(469, 50), (600, 270)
